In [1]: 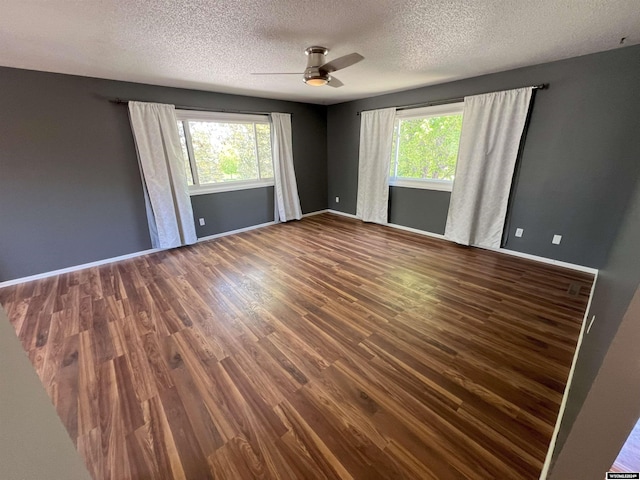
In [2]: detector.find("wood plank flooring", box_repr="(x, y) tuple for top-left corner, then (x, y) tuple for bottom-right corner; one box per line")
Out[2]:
(0, 213), (593, 479)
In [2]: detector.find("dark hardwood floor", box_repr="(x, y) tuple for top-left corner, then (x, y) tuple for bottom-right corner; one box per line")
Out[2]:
(0, 213), (593, 479)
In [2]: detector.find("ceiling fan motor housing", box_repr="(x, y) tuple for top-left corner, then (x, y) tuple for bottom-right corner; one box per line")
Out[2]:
(305, 46), (329, 66)
(304, 46), (331, 85)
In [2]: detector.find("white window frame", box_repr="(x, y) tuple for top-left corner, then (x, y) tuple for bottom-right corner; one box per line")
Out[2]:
(389, 102), (464, 192)
(175, 110), (274, 196)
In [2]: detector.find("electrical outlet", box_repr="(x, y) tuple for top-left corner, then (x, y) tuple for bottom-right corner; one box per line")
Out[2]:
(335, 196), (340, 203)
(515, 228), (524, 238)
(199, 218), (205, 226)
(552, 234), (562, 245)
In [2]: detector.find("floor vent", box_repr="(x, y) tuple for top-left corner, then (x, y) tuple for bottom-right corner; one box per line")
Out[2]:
(567, 282), (582, 296)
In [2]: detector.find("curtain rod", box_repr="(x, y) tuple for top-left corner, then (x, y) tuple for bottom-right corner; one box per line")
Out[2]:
(108, 98), (290, 116)
(356, 83), (548, 115)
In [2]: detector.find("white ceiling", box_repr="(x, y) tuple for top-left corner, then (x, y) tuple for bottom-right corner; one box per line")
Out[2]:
(1, 1), (638, 105)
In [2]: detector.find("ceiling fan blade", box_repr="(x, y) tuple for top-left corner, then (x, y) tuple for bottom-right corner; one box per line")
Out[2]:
(327, 76), (344, 88)
(320, 53), (364, 73)
(250, 72), (302, 75)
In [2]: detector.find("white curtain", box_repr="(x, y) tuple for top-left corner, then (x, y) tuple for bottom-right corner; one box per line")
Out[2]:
(444, 87), (533, 248)
(271, 113), (302, 222)
(356, 107), (396, 224)
(128, 101), (197, 249)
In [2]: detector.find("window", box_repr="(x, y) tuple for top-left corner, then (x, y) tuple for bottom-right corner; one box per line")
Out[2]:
(389, 102), (464, 192)
(176, 110), (274, 195)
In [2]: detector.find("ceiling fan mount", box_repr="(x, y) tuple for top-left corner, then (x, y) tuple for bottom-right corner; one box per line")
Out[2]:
(305, 46), (329, 56)
(252, 46), (364, 88)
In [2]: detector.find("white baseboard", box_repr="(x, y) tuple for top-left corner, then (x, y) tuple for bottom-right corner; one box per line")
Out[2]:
(197, 209), (331, 243)
(384, 221), (446, 240)
(302, 209), (329, 217)
(475, 245), (598, 275)
(538, 271), (599, 479)
(395, 224), (597, 274)
(197, 221), (277, 243)
(1, 212), (335, 288)
(327, 209), (359, 220)
(325, 210), (597, 275)
(0, 248), (162, 288)
(0, 209), (597, 287)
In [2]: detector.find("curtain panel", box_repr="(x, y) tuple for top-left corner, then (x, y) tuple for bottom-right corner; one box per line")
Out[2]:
(444, 87), (533, 248)
(128, 101), (197, 249)
(356, 107), (396, 224)
(271, 112), (302, 222)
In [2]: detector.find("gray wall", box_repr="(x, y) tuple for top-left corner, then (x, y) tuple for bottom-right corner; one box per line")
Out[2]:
(389, 187), (450, 234)
(0, 67), (327, 282)
(191, 186), (275, 238)
(0, 306), (92, 480)
(551, 287), (640, 479)
(553, 172), (640, 463)
(327, 45), (640, 268)
(3, 46), (639, 282)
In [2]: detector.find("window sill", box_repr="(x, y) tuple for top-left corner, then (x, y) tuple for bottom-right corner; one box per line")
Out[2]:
(189, 179), (275, 196)
(389, 178), (453, 192)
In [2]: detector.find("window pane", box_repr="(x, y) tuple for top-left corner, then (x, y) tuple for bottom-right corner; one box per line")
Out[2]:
(176, 121), (193, 185)
(188, 121), (259, 184)
(394, 114), (462, 181)
(255, 123), (273, 179)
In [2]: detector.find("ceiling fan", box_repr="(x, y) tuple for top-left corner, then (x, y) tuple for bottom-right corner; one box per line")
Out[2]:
(252, 46), (364, 88)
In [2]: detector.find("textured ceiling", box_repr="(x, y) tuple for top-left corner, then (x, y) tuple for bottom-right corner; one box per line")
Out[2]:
(1, 0), (638, 105)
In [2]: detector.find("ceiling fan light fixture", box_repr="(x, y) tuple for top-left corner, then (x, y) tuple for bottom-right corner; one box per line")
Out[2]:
(303, 67), (330, 87)
(304, 76), (329, 87)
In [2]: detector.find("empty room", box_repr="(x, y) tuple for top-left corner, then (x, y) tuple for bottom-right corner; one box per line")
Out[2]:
(1, 2), (640, 479)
